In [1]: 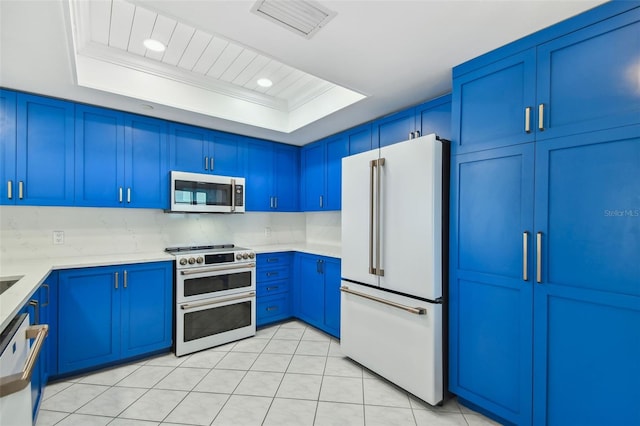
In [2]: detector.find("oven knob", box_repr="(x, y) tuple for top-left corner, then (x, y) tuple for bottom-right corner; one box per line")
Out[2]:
(242, 253), (249, 260)
(179, 258), (187, 266)
(196, 256), (204, 264)
(188, 257), (196, 265)
(236, 253), (242, 260)
(248, 252), (255, 259)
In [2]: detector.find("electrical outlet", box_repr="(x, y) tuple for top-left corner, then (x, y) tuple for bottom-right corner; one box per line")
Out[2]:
(264, 227), (272, 237)
(53, 230), (64, 245)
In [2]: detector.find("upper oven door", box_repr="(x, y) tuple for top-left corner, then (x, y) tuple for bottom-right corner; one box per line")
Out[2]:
(170, 171), (245, 213)
(177, 262), (256, 303)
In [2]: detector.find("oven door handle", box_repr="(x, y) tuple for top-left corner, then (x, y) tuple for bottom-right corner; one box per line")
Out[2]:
(180, 291), (256, 311)
(180, 263), (256, 276)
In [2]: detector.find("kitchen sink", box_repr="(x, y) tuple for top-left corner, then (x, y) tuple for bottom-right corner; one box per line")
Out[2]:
(0, 276), (23, 295)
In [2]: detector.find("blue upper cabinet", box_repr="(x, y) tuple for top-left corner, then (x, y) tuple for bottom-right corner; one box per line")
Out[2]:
(346, 123), (373, 155)
(374, 107), (416, 147)
(246, 138), (299, 211)
(169, 123), (244, 176)
(536, 10), (640, 140)
(416, 94), (452, 141)
(301, 135), (347, 211)
(123, 114), (169, 209)
(3, 93), (75, 206)
(452, 49), (536, 154)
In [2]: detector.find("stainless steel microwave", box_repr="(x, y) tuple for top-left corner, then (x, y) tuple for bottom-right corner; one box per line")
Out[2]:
(169, 171), (245, 213)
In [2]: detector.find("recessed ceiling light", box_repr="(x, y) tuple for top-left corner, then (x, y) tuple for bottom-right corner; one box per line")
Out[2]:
(257, 78), (273, 88)
(143, 38), (166, 52)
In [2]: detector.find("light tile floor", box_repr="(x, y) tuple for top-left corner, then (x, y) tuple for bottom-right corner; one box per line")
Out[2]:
(37, 320), (501, 426)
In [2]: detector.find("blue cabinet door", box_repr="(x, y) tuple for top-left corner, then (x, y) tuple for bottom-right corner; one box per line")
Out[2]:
(245, 139), (274, 211)
(211, 131), (244, 176)
(449, 144), (535, 426)
(120, 262), (173, 358)
(375, 108), (416, 147)
(416, 94), (452, 141)
(301, 141), (324, 211)
(274, 144), (299, 211)
(0, 89), (17, 204)
(347, 124), (373, 155)
(16, 94), (74, 205)
(296, 254), (325, 327)
(536, 10), (640, 141)
(58, 266), (120, 374)
(75, 105), (125, 207)
(325, 137), (347, 211)
(124, 115), (169, 209)
(532, 127), (640, 426)
(169, 123), (209, 173)
(322, 257), (341, 338)
(452, 50), (536, 154)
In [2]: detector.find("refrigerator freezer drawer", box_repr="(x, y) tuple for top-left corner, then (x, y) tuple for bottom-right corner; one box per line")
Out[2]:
(340, 281), (443, 405)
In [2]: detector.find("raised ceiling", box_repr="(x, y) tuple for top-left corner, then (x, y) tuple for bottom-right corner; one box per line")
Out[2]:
(0, 0), (607, 145)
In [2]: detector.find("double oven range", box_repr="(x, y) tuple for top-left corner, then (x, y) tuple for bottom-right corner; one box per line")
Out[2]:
(166, 244), (256, 356)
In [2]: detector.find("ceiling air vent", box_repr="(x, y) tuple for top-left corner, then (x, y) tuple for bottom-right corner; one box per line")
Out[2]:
(251, 0), (336, 39)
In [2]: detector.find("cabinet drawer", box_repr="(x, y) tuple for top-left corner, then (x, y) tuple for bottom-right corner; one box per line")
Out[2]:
(257, 279), (290, 297)
(256, 293), (291, 326)
(257, 252), (292, 268)
(257, 265), (290, 282)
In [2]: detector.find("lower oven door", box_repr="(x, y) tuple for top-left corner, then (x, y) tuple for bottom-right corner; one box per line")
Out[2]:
(176, 291), (256, 356)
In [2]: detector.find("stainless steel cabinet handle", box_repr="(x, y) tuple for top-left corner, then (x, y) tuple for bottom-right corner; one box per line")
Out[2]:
(369, 159), (376, 275)
(114, 271), (119, 289)
(180, 291), (255, 310)
(266, 286), (279, 291)
(319, 195), (323, 208)
(538, 104), (545, 131)
(415, 130), (420, 138)
(119, 187), (123, 203)
(316, 259), (321, 273)
(523, 232), (529, 281)
(270, 196), (274, 209)
(266, 306), (278, 311)
(341, 286), (426, 315)
(0, 324), (49, 397)
(204, 156), (209, 170)
(537, 232), (543, 283)
(266, 271), (279, 277)
(127, 188), (131, 203)
(123, 270), (128, 288)
(274, 197), (278, 209)
(7, 180), (12, 199)
(267, 258), (278, 263)
(525, 107), (532, 133)
(231, 178), (236, 212)
(210, 157), (214, 171)
(28, 300), (39, 325)
(408, 132), (413, 139)
(376, 158), (385, 276)
(18, 181), (24, 200)
(180, 263), (256, 276)
(42, 284), (50, 307)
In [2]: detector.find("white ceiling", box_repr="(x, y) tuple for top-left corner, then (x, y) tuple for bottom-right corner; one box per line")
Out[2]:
(0, 0), (606, 146)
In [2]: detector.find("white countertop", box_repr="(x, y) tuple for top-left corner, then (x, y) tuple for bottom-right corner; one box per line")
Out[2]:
(0, 243), (340, 332)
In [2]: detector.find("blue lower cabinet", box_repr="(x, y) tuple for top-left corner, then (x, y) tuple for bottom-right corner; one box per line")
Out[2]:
(256, 294), (291, 326)
(256, 253), (293, 326)
(58, 261), (172, 375)
(294, 253), (341, 338)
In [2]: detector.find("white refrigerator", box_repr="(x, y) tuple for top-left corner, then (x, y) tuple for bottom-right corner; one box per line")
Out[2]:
(340, 133), (447, 406)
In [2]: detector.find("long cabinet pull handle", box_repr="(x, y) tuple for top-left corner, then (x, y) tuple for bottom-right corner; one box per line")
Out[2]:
(319, 195), (323, 208)
(119, 187), (123, 203)
(18, 181), (24, 200)
(123, 270), (128, 288)
(114, 271), (119, 289)
(525, 107), (532, 133)
(127, 188), (131, 203)
(7, 180), (12, 199)
(42, 284), (50, 307)
(204, 156), (209, 170)
(274, 197), (278, 209)
(523, 232), (529, 281)
(28, 300), (39, 325)
(340, 286), (427, 315)
(536, 232), (543, 283)
(538, 104), (545, 131)
(376, 157), (385, 276)
(0, 324), (49, 398)
(210, 157), (214, 171)
(369, 159), (376, 275)
(270, 196), (274, 209)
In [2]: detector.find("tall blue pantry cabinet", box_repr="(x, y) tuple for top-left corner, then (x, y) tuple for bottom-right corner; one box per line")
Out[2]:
(448, 3), (640, 426)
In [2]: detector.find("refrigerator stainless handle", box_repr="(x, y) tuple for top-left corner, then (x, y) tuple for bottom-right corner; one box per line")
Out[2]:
(538, 104), (545, 131)
(537, 232), (543, 283)
(180, 292), (255, 310)
(525, 107), (532, 133)
(204, 156), (209, 170)
(523, 232), (529, 281)
(7, 180), (12, 199)
(231, 179), (236, 212)
(376, 157), (385, 276)
(0, 324), (49, 398)
(369, 159), (376, 275)
(18, 181), (24, 200)
(180, 263), (255, 276)
(340, 286), (426, 315)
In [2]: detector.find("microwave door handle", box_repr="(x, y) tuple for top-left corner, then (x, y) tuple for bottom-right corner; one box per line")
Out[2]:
(231, 179), (236, 212)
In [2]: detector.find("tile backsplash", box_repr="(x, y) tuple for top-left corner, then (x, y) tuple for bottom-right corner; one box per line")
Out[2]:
(0, 206), (340, 261)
